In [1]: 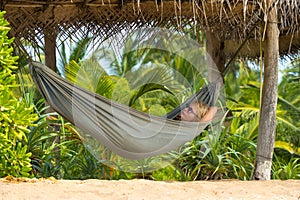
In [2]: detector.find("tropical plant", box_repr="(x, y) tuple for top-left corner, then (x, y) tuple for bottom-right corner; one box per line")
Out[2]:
(176, 124), (256, 181)
(57, 36), (92, 77)
(277, 59), (300, 147)
(65, 34), (202, 112)
(0, 11), (38, 177)
(272, 156), (300, 180)
(226, 60), (300, 142)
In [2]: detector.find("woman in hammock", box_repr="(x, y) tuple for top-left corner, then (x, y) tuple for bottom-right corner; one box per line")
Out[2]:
(177, 102), (217, 122)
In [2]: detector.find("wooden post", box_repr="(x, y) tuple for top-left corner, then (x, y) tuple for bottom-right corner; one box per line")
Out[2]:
(205, 30), (225, 84)
(43, 28), (60, 175)
(253, 0), (279, 180)
(44, 28), (57, 72)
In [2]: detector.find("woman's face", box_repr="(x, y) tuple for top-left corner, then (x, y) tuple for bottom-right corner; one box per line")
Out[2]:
(180, 102), (200, 122)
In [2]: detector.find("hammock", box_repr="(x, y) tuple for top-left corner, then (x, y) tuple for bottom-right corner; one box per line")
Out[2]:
(30, 61), (220, 160)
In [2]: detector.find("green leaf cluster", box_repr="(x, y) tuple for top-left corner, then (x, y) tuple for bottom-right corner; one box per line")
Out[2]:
(0, 11), (38, 177)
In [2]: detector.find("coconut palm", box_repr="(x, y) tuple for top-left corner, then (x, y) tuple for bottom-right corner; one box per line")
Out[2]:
(276, 57), (300, 156)
(68, 31), (206, 111)
(57, 36), (92, 77)
(227, 63), (300, 140)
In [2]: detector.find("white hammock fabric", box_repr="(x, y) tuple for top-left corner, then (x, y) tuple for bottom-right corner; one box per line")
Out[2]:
(30, 61), (220, 160)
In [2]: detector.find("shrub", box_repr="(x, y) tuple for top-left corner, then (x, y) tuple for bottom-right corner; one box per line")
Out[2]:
(0, 11), (37, 177)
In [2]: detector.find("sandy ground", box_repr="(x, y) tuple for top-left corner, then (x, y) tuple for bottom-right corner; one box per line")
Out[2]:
(1, 178), (300, 200)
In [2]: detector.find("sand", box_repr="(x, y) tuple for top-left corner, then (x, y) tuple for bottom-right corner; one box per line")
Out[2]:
(1, 178), (300, 200)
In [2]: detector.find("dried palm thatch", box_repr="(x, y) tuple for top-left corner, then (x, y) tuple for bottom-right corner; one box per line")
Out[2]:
(1, 0), (300, 59)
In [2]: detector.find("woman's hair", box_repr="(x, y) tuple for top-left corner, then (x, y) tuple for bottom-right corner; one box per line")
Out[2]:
(197, 101), (209, 119)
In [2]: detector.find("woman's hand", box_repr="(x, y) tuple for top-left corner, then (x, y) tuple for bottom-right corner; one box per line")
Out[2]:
(199, 106), (217, 122)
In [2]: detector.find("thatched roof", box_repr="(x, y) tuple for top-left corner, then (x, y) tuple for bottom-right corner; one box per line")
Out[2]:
(2, 0), (300, 58)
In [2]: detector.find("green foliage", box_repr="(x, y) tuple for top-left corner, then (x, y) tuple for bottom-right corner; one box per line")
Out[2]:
(277, 60), (300, 147)
(272, 156), (300, 179)
(0, 11), (38, 177)
(151, 165), (186, 181)
(112, 78), (132, 105)
(22, 99), (131, 180)
(0, 139), (32, 177)
(176, 126), (256, 180)
(58, 36), (92, 76)
(223, 59), (300, 180)
(148, 104), (167, 116)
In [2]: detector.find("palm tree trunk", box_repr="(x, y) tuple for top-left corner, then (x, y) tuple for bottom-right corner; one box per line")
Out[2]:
(253, 0), (279, 180)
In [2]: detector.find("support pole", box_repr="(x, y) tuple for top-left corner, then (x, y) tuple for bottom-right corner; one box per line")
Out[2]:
(44, 29), (57, 72)
(205, 30), (225, 84)
(253, 0), (279, 180)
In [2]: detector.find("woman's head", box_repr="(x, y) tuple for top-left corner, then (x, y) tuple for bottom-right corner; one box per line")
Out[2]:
(180, 101), (209, 122)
